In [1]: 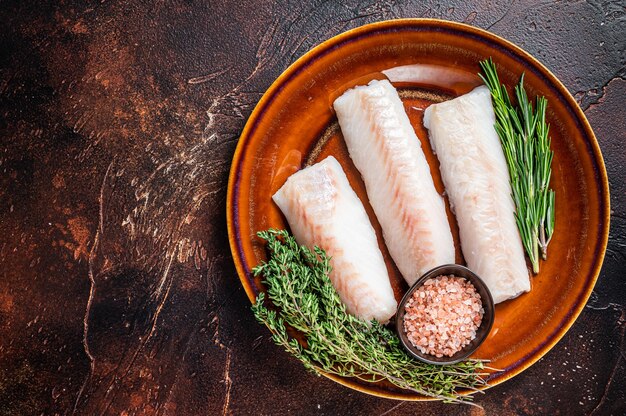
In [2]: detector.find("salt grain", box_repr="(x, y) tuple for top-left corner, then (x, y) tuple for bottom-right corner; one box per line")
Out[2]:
(402, 275), (483, 358)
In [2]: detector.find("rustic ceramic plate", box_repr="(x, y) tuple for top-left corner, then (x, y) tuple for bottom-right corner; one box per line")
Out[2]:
(226, 19), (610, 400)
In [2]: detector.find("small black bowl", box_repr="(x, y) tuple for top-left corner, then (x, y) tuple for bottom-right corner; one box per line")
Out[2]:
(395, 264), (495, 365)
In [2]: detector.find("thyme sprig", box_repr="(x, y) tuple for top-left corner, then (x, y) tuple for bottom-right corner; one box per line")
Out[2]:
(251, 229), (487, 403)
(479, 58), (556, 273)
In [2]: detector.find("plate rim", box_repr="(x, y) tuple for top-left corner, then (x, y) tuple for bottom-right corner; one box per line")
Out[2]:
(226, 18), (611, 401)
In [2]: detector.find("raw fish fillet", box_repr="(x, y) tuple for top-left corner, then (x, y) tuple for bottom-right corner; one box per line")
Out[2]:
(272, 156), (397, 323)
(333, 79), (455, 285)
(423, 85), (530, 303)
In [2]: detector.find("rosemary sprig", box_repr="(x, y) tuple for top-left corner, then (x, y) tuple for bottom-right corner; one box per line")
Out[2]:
(251, 229), (487, 403)
(479, 58), (556, 273)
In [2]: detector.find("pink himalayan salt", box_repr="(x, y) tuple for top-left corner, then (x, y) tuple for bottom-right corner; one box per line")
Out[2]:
(402, 275), (484, 358)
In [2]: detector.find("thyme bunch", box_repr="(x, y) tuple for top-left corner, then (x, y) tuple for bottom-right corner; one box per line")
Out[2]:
(479, 59), (556, 273)
(251, 229), (487, 403)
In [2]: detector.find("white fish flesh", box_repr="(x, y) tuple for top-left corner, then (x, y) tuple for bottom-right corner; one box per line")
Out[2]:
(333, 79), (455, 285)
(423, 85), (530, 303)
(272, 156), (397, 323)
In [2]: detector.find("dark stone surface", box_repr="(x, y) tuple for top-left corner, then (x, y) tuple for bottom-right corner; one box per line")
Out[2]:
(0, 1), (623, 415)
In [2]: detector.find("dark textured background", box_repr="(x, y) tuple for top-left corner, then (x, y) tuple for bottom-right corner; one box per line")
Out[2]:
(0, 1), (624, 415)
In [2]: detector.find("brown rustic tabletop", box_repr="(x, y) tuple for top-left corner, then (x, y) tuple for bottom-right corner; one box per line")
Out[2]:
(1, 1), (624, 415)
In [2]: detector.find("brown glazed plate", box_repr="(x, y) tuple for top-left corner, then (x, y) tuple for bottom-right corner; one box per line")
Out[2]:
(226, 19), (610, 400)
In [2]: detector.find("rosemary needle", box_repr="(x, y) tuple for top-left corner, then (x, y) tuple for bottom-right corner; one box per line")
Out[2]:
(479, 58), (556, 273)
(251, 229), (486, 403)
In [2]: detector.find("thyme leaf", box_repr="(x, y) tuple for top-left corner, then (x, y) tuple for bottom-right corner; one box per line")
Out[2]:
(251, 229), (487, 403)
